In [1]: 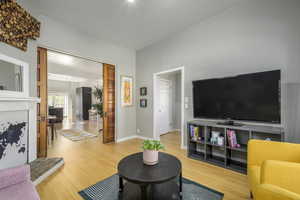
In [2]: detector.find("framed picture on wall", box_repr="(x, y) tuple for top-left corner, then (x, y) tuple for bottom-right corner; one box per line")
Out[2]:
(140, 99), (147, 108)
(121, 75), (134, 107)
(140, 87), (147, 96)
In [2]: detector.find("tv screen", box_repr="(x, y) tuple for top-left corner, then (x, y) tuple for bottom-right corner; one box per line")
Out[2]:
(193, 70), (281, 123)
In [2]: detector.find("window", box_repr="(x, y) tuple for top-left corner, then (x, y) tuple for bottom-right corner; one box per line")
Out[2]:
(48, 94), (68, 117)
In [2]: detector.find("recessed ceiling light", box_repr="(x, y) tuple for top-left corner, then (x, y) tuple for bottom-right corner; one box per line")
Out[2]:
(127, 0), (135, 3)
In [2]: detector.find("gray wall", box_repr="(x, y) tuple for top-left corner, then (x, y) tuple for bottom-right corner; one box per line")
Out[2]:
(174, 74), (182, 130)
(285, 83), (300, 143)
(136, 0), (300, 145)
(0, 0), (137, 141)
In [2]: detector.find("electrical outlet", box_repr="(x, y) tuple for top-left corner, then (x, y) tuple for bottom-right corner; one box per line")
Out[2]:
(137, 129), (141, 133)
(185, 103), (189, 109)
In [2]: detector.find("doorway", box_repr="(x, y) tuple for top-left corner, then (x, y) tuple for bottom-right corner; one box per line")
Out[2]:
(153, 67), (185, 149)
(36, 47), (116, 158)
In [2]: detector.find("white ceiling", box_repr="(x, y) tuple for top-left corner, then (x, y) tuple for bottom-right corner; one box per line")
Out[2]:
(47, 51), (102, 81)
(34, 0), (243, 50)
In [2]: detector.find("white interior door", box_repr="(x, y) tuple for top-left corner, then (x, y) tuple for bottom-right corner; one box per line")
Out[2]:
(157, 79), (172, 135)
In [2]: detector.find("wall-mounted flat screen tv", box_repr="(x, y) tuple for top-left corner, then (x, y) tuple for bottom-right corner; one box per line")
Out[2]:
(193, 70), (281, 123)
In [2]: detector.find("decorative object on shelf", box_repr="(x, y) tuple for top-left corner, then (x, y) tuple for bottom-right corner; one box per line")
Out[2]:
(217, 136), (225, 146)
(226, 130), (240, 148)
(121, 75), (133, 107)
(140, 99), (147, 108)
(0, 0), (41, 51)
(210, 131), (220, 144)
(142, 140), (165, 165)
(189, 125), (202, 141)
(140, 87), (147, 96)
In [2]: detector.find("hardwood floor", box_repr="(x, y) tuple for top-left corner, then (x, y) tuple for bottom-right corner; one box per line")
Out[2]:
(55, 119), (102, 134)
(160, 131), (181, 148)
(37, 126), (250, 200)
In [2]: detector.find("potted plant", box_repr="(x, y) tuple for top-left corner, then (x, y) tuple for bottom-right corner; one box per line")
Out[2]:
(142, 140), (165, 165)
(92, 87), (103, 132)
(92, 87), (103, 118)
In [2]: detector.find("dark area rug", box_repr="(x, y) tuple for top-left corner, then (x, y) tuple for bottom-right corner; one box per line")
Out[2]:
(79, 174), (224, 200)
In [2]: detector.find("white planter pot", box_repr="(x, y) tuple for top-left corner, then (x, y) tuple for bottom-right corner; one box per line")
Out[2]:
(143, 150), (159, 165)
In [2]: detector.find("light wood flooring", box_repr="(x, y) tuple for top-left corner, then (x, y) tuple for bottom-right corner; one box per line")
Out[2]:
(37, 124), (250, 200)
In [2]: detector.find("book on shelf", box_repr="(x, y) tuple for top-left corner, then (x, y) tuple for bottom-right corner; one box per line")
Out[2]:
(189, 125), (194, 138)
(226, 130), (238, 148)
(190, 125), (202, 141)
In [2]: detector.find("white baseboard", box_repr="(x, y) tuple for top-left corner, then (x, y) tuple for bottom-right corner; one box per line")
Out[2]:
(116, 135), (155, 143)
(116, 135), (138, 143)
(116, 135), (187, 150)
(160, 129), (181, 135)
(136, 136), (154, 140)
(33, 159), (64, 186)
(181, 145), (187, 150)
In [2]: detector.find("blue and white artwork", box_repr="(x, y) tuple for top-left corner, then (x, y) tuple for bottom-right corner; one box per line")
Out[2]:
(0, 111), (28, 170)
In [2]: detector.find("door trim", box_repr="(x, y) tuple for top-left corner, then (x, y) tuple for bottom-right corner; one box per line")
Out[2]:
(37, 47), (48, 157)
(153, 66), (185, 149)
(103, 64), (116, 143)
(38, 46), (116, 144)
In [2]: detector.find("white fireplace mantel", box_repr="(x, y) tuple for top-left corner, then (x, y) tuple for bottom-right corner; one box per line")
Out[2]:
(0, 97), (40, 102)
(0, 97), (40, 166)
(0, 53), (41, 169)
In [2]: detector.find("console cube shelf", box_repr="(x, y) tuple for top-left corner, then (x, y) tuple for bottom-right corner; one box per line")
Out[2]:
(187, 120), (284, 174)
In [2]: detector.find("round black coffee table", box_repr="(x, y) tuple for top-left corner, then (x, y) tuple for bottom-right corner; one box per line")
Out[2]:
(118, 152), (182, 200)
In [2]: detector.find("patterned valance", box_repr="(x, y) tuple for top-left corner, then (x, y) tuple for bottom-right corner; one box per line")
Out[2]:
(0, 0), (40, 51)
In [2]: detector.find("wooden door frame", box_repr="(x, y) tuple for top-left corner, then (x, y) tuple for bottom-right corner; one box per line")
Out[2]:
(102, 63), (116, 143)
(37, 47), (116, 146)
(37, 47), (48, 157)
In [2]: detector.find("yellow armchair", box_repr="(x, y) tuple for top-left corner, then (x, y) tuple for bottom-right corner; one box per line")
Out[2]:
(248, 139), (300, 200)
